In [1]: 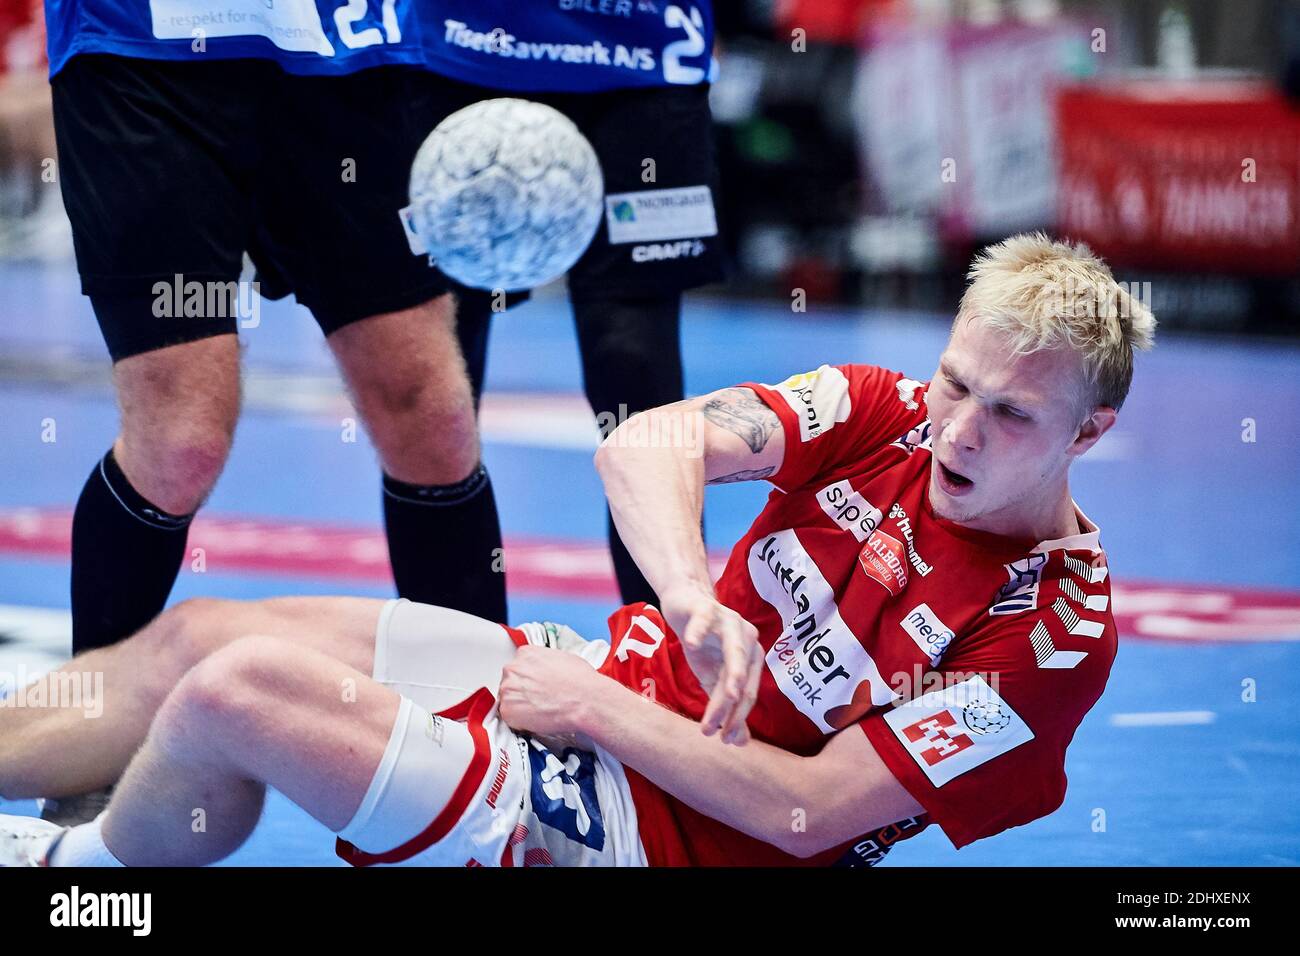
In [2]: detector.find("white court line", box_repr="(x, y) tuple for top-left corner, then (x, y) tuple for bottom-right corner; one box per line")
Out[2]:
(0, 604), (71, 655)
(0, 605), (70, 700)
(1109, 710), (1216, 727)
(0, 351), (1140, 459)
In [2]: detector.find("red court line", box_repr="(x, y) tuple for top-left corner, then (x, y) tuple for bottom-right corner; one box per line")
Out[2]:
(0, 508), (621, 600)
(1, 508), (1297, 642)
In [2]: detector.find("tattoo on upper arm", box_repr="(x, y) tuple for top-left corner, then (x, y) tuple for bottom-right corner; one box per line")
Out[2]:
(702, 388), (781, 454)
(708, 466), (776, 485)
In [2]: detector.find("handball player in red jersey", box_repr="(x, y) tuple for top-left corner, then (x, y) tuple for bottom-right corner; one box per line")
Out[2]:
(0, 233), (1155, 867)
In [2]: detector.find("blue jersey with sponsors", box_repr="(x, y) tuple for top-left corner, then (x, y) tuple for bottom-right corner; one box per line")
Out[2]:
(45, 0), (715, 89)
(45, 0), (426, 77)
(424, 1), (715, 92)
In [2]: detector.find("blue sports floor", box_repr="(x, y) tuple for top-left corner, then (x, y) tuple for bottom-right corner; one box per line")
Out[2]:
(1, 260), (1297, 865)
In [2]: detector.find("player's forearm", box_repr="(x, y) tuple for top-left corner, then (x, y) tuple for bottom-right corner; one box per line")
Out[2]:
(579, 674), (808, 855)
(593, 412), (713, 597)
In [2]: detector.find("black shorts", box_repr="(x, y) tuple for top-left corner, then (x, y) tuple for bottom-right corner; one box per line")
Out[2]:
(52, 54), (724, 361)
(537, 81), (727, 301)
(52, 54), (451, 361)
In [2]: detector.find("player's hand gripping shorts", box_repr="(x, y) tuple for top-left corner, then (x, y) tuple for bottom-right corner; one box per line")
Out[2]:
(335, 599), (647, 867)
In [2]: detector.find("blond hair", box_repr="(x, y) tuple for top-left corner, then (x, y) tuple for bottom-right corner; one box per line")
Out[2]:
(955, 232), (1156, 412)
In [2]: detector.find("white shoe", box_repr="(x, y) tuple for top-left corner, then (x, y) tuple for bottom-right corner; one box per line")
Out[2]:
(0, 813), (67, 866)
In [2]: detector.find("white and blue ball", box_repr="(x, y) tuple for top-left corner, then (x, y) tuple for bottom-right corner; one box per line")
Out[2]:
(407, 98), (604, 292)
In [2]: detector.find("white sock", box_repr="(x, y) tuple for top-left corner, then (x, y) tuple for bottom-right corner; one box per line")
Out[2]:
(48, 814), (125, 867)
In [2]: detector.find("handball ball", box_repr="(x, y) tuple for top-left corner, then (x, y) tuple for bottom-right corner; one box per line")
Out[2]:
(407, 98), (604, 292)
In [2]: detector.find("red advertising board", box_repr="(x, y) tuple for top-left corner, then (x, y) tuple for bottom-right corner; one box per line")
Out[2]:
(1057, 80), (1300, 274)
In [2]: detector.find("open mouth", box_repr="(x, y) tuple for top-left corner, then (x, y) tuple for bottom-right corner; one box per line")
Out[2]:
(937, 461), (974, 493)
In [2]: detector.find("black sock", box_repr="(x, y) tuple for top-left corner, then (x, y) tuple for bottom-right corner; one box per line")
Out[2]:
(71, 449), (193, 654)
(383, 464), (508, 622)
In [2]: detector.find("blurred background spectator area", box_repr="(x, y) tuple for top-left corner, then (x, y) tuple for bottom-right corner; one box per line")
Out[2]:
(713, 0), (1300, 334)
(0, 0), (62, 262)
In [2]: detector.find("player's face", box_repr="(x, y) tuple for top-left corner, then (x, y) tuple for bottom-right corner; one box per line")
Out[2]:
(925, 318), (1102, 535)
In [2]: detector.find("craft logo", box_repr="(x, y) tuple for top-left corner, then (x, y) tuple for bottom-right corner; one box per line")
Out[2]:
(630, 239), (705, 262)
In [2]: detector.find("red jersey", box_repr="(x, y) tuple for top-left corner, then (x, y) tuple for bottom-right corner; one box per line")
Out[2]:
(597, 363), (1117, 866)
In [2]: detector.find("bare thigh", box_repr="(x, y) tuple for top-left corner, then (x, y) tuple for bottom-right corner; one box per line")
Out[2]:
(177, 597), (519, 698)
(143, 636), (404, 835)
(178, 596), (389, 677)
(157, 601), (524, 834)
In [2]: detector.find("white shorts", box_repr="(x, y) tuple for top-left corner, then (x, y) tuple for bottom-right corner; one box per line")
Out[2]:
(334, 599), (647, 867)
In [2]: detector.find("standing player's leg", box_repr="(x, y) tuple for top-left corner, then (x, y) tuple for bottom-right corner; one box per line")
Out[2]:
(573, 293), (686, 605)
(326, 297), (507, 622)
(561, 84), (728, 606)
(454, 289), (494, 410)
(68, 335), (240, 649)
(452, 285), (530, 411)
(254, 68), (507, 622)
(50, 55), (263, 653)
